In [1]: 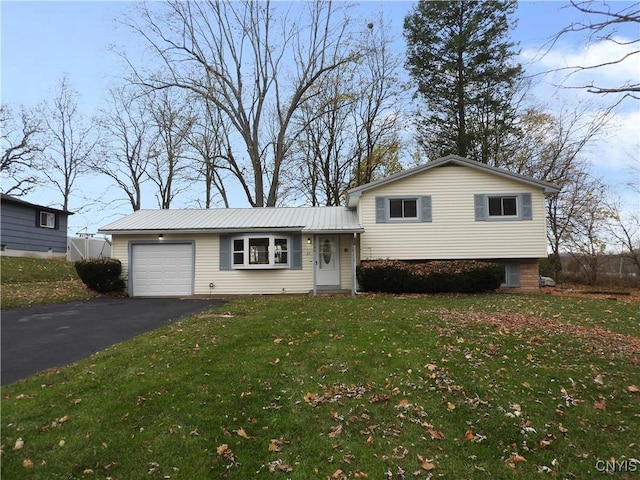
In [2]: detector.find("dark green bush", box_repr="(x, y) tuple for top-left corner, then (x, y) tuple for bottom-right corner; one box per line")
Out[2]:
(357, 260), (504, 294)
(75, 258), (125, 293)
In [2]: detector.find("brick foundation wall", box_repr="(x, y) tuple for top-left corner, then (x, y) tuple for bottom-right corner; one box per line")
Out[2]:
(515, 260), (539, 292)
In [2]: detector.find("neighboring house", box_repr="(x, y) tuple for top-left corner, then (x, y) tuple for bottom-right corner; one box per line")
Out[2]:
(98, 155), (560, 296)
(1, 193), (73, 258)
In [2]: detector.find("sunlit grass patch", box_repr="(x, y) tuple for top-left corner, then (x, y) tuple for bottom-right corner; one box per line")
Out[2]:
(1, 257), (96, 309)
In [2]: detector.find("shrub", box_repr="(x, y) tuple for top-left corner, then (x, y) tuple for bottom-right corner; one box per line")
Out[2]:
(75, 258), (125, 293)
(357, 259), (504, 294)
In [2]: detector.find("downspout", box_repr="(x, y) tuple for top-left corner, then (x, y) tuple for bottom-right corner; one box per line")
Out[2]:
(351, 232), (357, 297)
(312, 235), (317, 296)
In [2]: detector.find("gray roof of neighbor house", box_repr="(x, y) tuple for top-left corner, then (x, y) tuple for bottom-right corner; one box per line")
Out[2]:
(346, 154), (562, 207)
(0, 193), (74, 215)
(98, 206), (363, 234)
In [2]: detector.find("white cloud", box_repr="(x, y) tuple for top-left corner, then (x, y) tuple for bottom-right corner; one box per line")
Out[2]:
(521, 36), (639, 91)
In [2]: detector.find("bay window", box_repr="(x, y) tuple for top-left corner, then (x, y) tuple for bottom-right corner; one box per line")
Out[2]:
(232, 235), (289, 268)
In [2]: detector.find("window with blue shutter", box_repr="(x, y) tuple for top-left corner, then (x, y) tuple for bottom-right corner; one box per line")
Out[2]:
(219, 235), (231, 270)
(521, 193), (532, 220)
(475, 194), (533, 221)
(420, 195), (432, 222)
(474, 195), (486, 221)
(376, 196), (432, 223)
(222, 234), (300, 269)
(375, 197), (386, 223)
(290, 234), (302, 270)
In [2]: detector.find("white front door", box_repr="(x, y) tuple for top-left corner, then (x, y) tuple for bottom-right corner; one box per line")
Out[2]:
(316, 235), (340, 289)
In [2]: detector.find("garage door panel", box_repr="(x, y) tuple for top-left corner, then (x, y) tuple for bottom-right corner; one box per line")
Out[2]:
(131, 243), (194, 296)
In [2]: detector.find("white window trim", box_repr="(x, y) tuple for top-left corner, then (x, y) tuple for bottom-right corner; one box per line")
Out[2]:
(231, 234), (290, 269)
(485, 194), (521, 220)
(387, 197), (420, 222)
(40, 211), (56, 229)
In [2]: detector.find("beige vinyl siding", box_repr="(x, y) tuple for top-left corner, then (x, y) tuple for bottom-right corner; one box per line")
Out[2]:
(359, 165), (549, 260)
(338, 234), (356, 290)
(112, 232), (353, 295)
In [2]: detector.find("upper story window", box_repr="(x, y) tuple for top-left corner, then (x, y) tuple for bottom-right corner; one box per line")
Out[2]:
(474, 193), (532, 221)
(232, 235), (289, 268)
(389, 198), (418, 219)
(39, 211), (56, 228)
(375, 196), (432, 223)
(488, 196), (518, 217)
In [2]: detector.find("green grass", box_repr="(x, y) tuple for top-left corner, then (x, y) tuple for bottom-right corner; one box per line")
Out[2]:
(2, 294), (638, 479)
(1, 257), (96, 309)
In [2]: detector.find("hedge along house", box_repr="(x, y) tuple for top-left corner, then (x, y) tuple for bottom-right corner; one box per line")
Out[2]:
(99, 155), (560, 296)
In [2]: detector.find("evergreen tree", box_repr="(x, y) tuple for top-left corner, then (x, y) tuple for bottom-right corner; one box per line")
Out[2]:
(404, 0), (523, 164)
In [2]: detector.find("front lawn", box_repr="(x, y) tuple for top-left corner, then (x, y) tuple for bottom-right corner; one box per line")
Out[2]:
(1, 257), (96, 309)
(1, 294), (638, 479)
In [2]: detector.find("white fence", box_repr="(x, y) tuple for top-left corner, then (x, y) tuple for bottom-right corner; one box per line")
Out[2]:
(67, 237), (111, 261)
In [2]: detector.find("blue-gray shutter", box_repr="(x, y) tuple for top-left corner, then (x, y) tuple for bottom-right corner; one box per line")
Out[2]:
(290, 234), (302, 269)
(375, 197), (387, 223)
(219, 235), (231, 270)
(420, 195), (432, 222)
(474, 194), (486, 221)
(521, 193), (532, 220)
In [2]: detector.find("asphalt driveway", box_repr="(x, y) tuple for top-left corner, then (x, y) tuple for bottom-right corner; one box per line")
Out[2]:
(1, 297), (225, 385)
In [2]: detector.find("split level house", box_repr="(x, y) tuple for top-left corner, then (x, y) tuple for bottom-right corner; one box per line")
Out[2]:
(98, 155), (561, 296)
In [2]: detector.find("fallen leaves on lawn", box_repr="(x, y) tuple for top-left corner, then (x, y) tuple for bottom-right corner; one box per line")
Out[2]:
(417, 454), (436, 471)
(505, 452), (527, 468)
(267, 459), (292, 473)
(268, 438), (283, 452)
(593, 398), (607, 411)
(236, 427), (251, 439)
(628, 385), (639, 393)
(216, 443), (235, 460)
(13, 438), (24, 451)
(328, 424), (343, 438)
(539, 434), (556, 448)
(52, 415), (69, 428)
(438, 310), (640, 357)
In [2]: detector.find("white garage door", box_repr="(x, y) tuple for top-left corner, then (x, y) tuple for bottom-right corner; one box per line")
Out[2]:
(131, 243), (194, 296)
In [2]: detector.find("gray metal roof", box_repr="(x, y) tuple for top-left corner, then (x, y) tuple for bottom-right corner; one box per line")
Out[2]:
(98, 206), (363, 234)
(347, 154), (562, 207)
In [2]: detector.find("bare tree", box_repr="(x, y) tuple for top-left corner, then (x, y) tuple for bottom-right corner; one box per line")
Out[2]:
(565, 178), (613, 285)
(352, 17), (406, 187)
(40, 75), (98, 211)
(549, 1), (640, 100)
(607, 162), (640, 273)
(508, 104), (613, 280)
(287, 14), (406, 206)
(187, 98), (233, 208)
(289, 70), (357, 206)
(95, 85), (155, 211)
(146, 88), (195, 209)
(123, 0), (356, 207)
(1, 105), (44, 196)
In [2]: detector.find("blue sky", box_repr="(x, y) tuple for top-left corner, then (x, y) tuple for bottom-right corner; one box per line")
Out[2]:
(2, 1), (638, 234)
